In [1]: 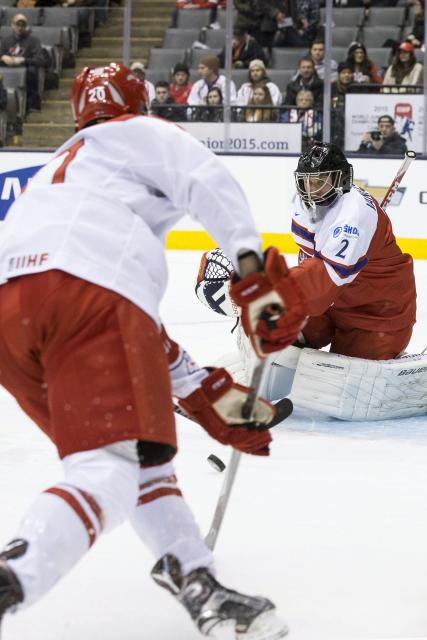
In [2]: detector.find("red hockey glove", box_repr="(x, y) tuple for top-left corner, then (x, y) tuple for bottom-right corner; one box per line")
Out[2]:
(177, 368), (274, 456)
(230, 247), (307, 358)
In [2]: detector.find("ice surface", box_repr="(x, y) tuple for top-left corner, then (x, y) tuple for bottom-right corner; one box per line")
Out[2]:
(0, 251), (426, 640)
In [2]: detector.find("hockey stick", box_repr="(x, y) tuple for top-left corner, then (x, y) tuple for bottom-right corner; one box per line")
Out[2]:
(204, 398), (293, 551)
(380, 150), (416, 211)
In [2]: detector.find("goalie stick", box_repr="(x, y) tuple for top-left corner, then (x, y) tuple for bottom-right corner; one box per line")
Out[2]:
(380, 150), (416, 211)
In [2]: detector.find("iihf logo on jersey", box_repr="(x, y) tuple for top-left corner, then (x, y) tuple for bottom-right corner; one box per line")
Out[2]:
(0, 165), (43, 221)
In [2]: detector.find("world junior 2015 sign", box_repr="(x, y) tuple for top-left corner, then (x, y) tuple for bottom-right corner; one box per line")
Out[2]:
(0, 165), (43, 221)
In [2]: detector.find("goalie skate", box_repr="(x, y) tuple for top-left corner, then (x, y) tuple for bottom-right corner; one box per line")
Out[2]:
(151, 554), (288, 640)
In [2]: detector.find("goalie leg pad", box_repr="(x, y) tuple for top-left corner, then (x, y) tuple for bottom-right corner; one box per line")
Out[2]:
(290, 349), (427, 420)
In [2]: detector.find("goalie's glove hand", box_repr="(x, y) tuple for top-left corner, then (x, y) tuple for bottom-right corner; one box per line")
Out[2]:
(230, 247), (307, 358)
(177, 368), (274, 456)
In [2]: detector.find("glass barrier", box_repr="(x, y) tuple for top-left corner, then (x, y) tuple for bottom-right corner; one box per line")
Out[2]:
(2, 0), (427, 154)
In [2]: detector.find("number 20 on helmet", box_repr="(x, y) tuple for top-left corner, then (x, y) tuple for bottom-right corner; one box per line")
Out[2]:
(71, 62), (148, 131)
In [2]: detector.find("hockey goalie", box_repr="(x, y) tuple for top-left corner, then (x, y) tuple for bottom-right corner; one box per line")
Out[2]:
(196, 143), (427, 421)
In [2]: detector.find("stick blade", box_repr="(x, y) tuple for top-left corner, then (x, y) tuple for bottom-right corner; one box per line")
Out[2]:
(268, 398), (293, 428)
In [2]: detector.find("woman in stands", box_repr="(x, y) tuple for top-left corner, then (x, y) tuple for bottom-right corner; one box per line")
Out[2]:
(383, 41), (423, 85)
(280, 89), (322, 151)
(243, 84), (277, 122)
(237, 58), (282, 106)
(196, 86), (224, 122)
(345, 42), (383, 84)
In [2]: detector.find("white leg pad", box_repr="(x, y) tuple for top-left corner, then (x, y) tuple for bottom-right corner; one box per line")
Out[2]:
(290, 349), (427, 420)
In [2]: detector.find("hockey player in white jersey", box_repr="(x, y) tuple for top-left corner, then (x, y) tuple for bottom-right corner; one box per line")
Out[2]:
(197, 144), (425, 421)
(0, 63), (307, 639)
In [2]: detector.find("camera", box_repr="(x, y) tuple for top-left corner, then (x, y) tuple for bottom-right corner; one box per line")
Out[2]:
(370, 131), (382, 141)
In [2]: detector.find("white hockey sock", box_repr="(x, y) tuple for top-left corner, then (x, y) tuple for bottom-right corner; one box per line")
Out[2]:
(130, 462), (214, 576)
(6, 446), (139, 607)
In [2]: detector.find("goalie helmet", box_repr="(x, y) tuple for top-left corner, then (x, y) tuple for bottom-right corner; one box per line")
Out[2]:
(71, 62), (147, 131)
(294, 143), (353, 210)
(195, 248), (239, 318)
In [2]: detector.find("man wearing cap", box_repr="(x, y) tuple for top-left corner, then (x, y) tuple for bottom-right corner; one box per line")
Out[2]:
(358, 114), (408, 155)
(130, 61), (155, 106)
(169, 62), (192, 105)
(237, 59), (282, 106)
(383, 41), (423, 85)
(217, 27), (267, 69)
(0, 13), (45, 113)
(187, 54), (237, 106)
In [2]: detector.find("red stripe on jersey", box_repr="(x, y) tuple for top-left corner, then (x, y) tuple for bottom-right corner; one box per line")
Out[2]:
(45, 486), (99, 547)
(52, 139), (85, 184)
(139, 474), (178, 492)
(137, 487), (182, 506)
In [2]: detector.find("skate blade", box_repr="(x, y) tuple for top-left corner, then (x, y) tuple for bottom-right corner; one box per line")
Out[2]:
(208, 619), (236, 639)
(236, 610), (289, 640)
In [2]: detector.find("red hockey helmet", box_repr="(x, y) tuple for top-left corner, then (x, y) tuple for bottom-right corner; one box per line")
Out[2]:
(71, 62), (148, 130)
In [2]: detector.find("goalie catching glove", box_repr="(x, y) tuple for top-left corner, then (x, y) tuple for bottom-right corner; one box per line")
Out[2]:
(230, 247), (307, 358)
(177, 367), (274, 456)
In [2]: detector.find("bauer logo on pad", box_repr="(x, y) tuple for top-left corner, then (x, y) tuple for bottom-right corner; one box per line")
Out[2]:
(0, 165), (42, 221)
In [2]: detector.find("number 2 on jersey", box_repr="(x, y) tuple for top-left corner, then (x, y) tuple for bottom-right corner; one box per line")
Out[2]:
(335, 238), (349, 258)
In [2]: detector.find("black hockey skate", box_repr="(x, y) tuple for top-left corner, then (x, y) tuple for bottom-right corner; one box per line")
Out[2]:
(151, 554), (288, 640)
(0, 540), (26, 638)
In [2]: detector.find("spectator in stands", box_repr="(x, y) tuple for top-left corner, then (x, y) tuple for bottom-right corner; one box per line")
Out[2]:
(345, 43), (383, 84)
(331, 61), (353, 149)
(237, 58), (282, 106)
(243, 83), (278, 122)
(272, 0), (320, 48)
(281, 88), (322, 151)
(383, 42), (423, 85)
(256, 0), (287, 51)
(150, 81), (184, 122)
(309, 39), (338, 81)
(217, 26), (267, 68)
(406, 0), (424, 48)
(0, 14), (45, 113)
(196, 86), (224, 122)
(234, 0), (263, 43)
(187, 54), (237, 105)
(169, 62), (192, 105)
(358, 114), (407, 155)
(130, 61), (155, 107)
(284, 56), (323, 107)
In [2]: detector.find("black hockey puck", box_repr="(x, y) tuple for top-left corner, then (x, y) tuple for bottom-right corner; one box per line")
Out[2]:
(207, 454), (226, 472)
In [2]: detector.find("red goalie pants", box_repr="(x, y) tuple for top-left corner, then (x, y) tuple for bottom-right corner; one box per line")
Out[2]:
(0, 270), (176, 458)
(303, 314), (413, 360)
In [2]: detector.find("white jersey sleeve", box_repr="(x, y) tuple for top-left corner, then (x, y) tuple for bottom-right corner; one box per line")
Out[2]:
(316, 187), (378, 286)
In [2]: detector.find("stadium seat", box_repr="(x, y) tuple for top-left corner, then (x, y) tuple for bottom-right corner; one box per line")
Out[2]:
(216, 9), (237, 28)
(176, 9), (211, 29)
(0, 67), (26, 122)
(331, 46), (348, 63)
(267, 69), (295, 92)
(362, 26), (401, 49)
(364, 7), (406, 26)
(320, 8), (365, 27)
(163, 28), (201, 49)
(147, 48), (187, 71)
(203, 28), (225, 48)
(31, 26), (65, 84)
(270, 48), (307, 70)
(332, 27), (361, 47)
(1, 7), (42, 26)
(368, 47), (393, 72)
(43, 8), (79, 56)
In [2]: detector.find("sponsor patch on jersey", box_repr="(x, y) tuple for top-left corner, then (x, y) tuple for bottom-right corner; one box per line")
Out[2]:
(0, 165), (43, 221)
(333, 226), (342, 238)
(343, 224), (359, 236)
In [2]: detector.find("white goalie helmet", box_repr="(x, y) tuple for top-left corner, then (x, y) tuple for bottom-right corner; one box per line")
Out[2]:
(195, 248), (240, 318)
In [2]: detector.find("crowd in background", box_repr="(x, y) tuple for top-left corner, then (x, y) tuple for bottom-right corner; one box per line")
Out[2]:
(136, 0), (425, 152)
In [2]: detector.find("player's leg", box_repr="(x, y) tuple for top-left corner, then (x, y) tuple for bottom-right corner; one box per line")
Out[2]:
(331, 325), (413, 360)
(0, 272), (175, 626)
(132, 463), (288, 639)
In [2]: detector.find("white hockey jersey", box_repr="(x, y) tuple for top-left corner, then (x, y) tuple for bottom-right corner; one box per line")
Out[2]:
(290, 185), (416, 331)
(0, 114), (261, 324)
